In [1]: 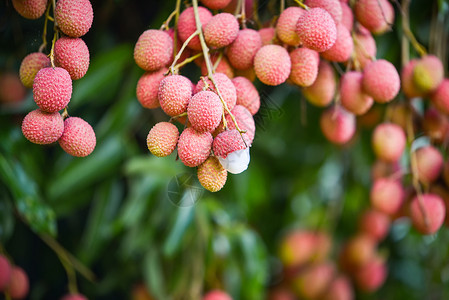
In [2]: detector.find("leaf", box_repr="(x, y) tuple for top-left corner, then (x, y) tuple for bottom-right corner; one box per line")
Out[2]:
(0, 194), (15, 243)
(144, 249), (168, 300)
(162, 205), (195, 257)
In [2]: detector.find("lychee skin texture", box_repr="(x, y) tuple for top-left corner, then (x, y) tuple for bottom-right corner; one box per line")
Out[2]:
(134, 30), (173, 72)
(355, 0), (394, 34)
(289, 47), (320, 87)
(410, 194), (445, 235)
(321, 23), (354, 63)
(431, 79), (449, 115)
(227, 29), (263, 70)
(359, 210), (390, 241)
(296, 8), (337, 52)
(254, 45), (291, 86)
(320, 106), (356, 145)
(188, 91), (222, 133)
(200, 56), (234, 79)
(178, 7), (213, 51)
(276, 6), (305, 46)
(304, 0), (343, 23)
(200, 0), (232, 10)
(340, 2), (354, 31)
(55, 37), (90, 80)
(372, 123), (406, 162)
(6, 267), (29, 300)
(33, 67), (72, 113)
(213, 129), (248, 159)
(303, 61), (336, 107)
(197, 156), (227, 192)
(353, 28), (376, 69)
(0, 254), (11, 290)
(232, 77), (260, 115)
(12, 0), (47, 19)
(355, 256), (387, 292)
(413, 55), (444, 94)
(362, 59), (400, 103)
(22, 109), (64, 145)
(401, 59), (424, 98)
(177, 127), (213, 167)
(19, 52), (51, 88)
(259, 27), (277, 45)
(225, 105), (255, 145)
(196, 73), (237, 111)
(60, 294), (88, 300)
(203, 290), (233, 300)
(370, 178), (404, 215)
(340, 71), (374, 115)
(146, 122), (179, 157)
(55, 0), (93, 37)
(158, 75), (193, 117)
(204, 13), (239, 48)
(59, 117), (96, 157)
(136, 69), (167, 109)
(415, 146), (443, 183)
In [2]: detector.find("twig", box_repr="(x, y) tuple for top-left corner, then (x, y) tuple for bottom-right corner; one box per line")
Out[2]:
(168, 30), (200, 74)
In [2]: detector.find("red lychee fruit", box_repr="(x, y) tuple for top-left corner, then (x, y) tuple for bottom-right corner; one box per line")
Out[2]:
(224, 105), (256, 145)
(320, 106), (356, 145)
(136, 69), (167, 109)
(204, 13), (239, 49)
(146, 122), (179, 157)
(232, 77), (260, 115)
(321, 23), (353, 62)
(158, 75), (193, 117)
(203, 290), (232, 300)
(321, 275), (354, 300)
(22, 109), (64, 145)
(6, 266), (29, 300)
(201, 0), (233, 10)
(268, 288), (296, 300)
(359, 209), (391, 241)
(254, 45), (291, 86)
(200, 56), (234, 79)
(413, 55), (444, 94)
(33, 67), (72, 112)
(303, 61), (336, 107)
(292, 262), (335, 299)
(178, 6), (213, 51)
(410, 193), (446, 234)
(370, 178), (404, 215)
(177, 127), (213, 167)
(354, 0), (394, 34)
(196, 73), (237, 111)
(55, 0), (93, 37)
(429, 185), (449, 227)
(339, 235), (376, 272)
(401, 59), (424, 98)
(213, 129), (249, 159)
(188, 91), (222, 133)
(304, 0), (343, 23)
(289, 47), (320, 87)
(227, 29), (263, 70)
(340, 71), (374, 115)
(19, 52), (51, 88)
(279, 230), (319, 269)
(60, 294), (88, 300)
(0, 73), (27, 104)
(197, 156), (227, 192)
(372, 123), (406, 162)
(12, 0), (47, 19)
(59, 117), (96, 157)
(423, 107), (449, 144)
(134, 30), (173, 72)
(371, 160), (401, 180)
(311, 232), (332, 263)
(0, 254), (11, 291)
(352, 27), (377, 69)
(55, 37), (90, 80)
(431, 79), (449, 115)
(259, 27), (277, 45)
(354, 255), (387, 292)
(362, 59), (400, 103)
(340, 2), (354, 31)
(276, 6), (305, 46)
(415, 146), (443, 184)
(296, 7), (337, 52)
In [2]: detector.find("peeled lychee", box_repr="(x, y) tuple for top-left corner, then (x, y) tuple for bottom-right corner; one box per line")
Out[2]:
(227, 29), (262, 70)
(354, 0), (394, 34)
(352, 27), (377, 69)
(22, 109), (64, 145)
(134, 30), (173, 72)
(431, 79), (449, 115)
(19, 52), (50, 88)
(340, 71), (373, 115)
(60, 294), (88, 300)
(354, 256), (387, 292)
(204, 13), (239, 48)
(147, 122), (179, 157)
(55, 0), (93, 37)
(413, 55), (444, 94)
(12, 0), (47, 19)
(296, 8), (337, 52)
(177, 128), (213, 167)
(359, 209), (390, 241)
(362, 59), (400, 103)
(410, 193), (446, 234)
(55, 37), (90, 80)
(320, 106), (356, 145)
(304, 0), (342, 23)
(203, 290), (232, 300)
(303, 61), (336, 107)
(289, 47), (320, 87)
(370, 178), (404, 215)
(372, 123), (406, 162)
(136, 69), (167, 109)
(201, 0), (233, 10)
(59, 117), (96, 157)
(232, 77), (260, 115)
(415, 146), (443, 184)
(196, 73), (236, 111)
(178, 6), (213, 51)
(6, 267), (29, 300)
(321, 23), (353, 63)
(0, 254), (11, 291)
(254, 45), (291, 86)
(213, 129), (249, 159)
(276, 6), (305, 46)
(188, 91), (222, 133)
(158, 75), (193, 117)
(33, 67), (72, 112)
(197, 156), (227, 192)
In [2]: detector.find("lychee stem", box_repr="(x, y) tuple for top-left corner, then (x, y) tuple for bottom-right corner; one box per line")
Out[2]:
(168, 30), (200, 74)
(400, 0), (427, 57)
(170, 112), (188, 122)
(49, 31), (58, 68)
(212, 51), (223, 72)
(237, 0), (247, 28)
(173, 52), (203, 70)
(280, 0), (285, 13)
(38, 2), (53, 53)
(160, 9), (178, 31)
(293, 0), (309, 11)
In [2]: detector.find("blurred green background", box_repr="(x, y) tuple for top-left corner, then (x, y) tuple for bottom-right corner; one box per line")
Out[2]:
(1, 0), (449, 299)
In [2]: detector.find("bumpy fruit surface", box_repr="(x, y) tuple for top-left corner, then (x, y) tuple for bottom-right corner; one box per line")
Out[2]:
(134, 30), (173, 72)
(177, 128), (213, 167)
(59, 117), (96, 157)
(303, 61), (336, 107)
(289, 47), (319, 87)
(304, 0), (342, 23)
(355, 0), (394, 34)
(340, 2), (354, 30)
(33, 67), (72, 112)
(340, 71), (373, 115)
(6, 267), (29, 300)
(413, 55), (444, 93)
(362, 59), (400, 103)
(22, 109), (64, 144)
(296, 8), (337, 52)
(203, 289), (233, 300)
(431, 79), (449, 115)
(320, 106), (355, 145)
(147, 122), (179, 157)
(213, 129), (249, 159)
(321, 23), (353, 63)
(227, 29), (262, 70)
(12, 0), (47, 19)
(204, 13), (239, 48)
(276, 7), (305, 46)
(232, 77), (260, 115)
(410, 194), (446, 234)
(197, 156), (227, 192)
(136, 69), (167, 109)
(254, 45), (291, 86)
(259, 27), (277, 45)
(372, 123), (406, 162)
(224, 105), (256, 144)
(178, 6), (212, 51)
(0, 254), (11, 291)
(55, 0), (93, 37)
(188, 91), (222, 133)
(370, 178), (404, 215)
(55, 37), (90, 80)
(60, 294), (88, 300)
(415, 146), (443, 183)
(196, 73), (236, 111)
(158, 75), (193, 117)
(19, 52), (50, 88)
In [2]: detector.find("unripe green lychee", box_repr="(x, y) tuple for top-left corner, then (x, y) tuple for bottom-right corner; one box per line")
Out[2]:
(372, 123), (406, 162)
(370, 178), (404, 215)
(354, 0), (394, 34)
(136, 69), (167, 109)
(276, 6), (305, 46)
(6, 266), (29, 300)
(203, 290), (233, 300)
(413, 55), (444, 94)
(60, 294), (88, 300)
(178, 7), (212, 51)
(0, 254), (11, 291)
(134, 30), (173, 72)
(55, 0), (93, 37)
(303, 61), (336, 107)
(354, 255), (387, 292)
(188, 91), (222, 133)
(196, 73), (237, 111)
(55, 37), (90, 80)
(340, 71), (373, 115)
(415, 146), (443, 184)
(204, 13), (239, 49)
(177, 127), (213, 167)
(289, 47), (320, 87)
(431, 79), (449, 115)
(227, 29), (262, 70)
(410, 193), (446, 235)
(22, 109), (64, 145)
(254, 45), (291, 86)
(232, 77), (260, 115)
(320, 106), (355, 145)
(158, 75), (193, 117)
(19, 52), (50, 88)
(197, 156), (227, 192)
(59, 117), (96, 157)
(146, 122), (179, 157)
(12, 0), (47, 19)
(362, 59), (400, 103)
(33, 67), (72, 112)
(304, 0), (342, 23)
(321, 23), (353, 63)
(296, 8), (337, 52)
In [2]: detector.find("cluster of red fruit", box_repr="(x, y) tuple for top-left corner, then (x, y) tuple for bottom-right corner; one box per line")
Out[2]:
(15, 0), (96, 158)
(0, 255), (29, 300)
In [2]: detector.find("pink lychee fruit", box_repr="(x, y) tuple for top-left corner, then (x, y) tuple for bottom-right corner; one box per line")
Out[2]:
(22, 109), (64, 145)
(204, 13), (239, 48)
(321, 23), (353, 63)
(304, 0), (343, 23)
(134, 30), (173, 72)
(276, 6), (305, 46)
(19, 52), (51, 88)
(178, 6), (213, 51)
(339, 234), (376, 272)
(268, 288), (296, 300)
(0, 73), (27, 104)
(55, 0), (93, 37)
(196, 73), (237, 111)
(33, 67), (72, 112)
(352, 27), (377, 69)
(55, 37), (90, 80)
(413, 55), (444, 94)
(158, 75), (193, 117)
(429, 185), (449, 227)
(279, 230), (320, 269)
(197, 156), (228, 192)
(177, 127), (213, 167)
(60, 294), (88, 300)
(362, 59), (400, 103)
(292, 262), (335, 299)
(359, 209), (391, 241)
(6, 266), (29, 300)
(354, 0), (394, 34)
(401, 59), (424, 98)
(59, 117), (96, 157)
(213, 129), (249, 159)
(259, 27), (277, 45)
(227, 29), (263, 70)
(224, 105), (256, 145)
(372, 123), (406, 162)
(431, 79), (449, 115)
(371, 160), (401, 180)
(12, 0), (47, 19)
(200, 0), (233, 10)
(370, 178), (404, 215)
(289, 47), (320, 87)
(410, 193), (446, 234)
(321, 275), (354, 300)
(303, 61), (336, 107)
(203, 289), (232, 300)
(232, 76), (260, 115)
(354, 256), (387, 292)
(254, 45), (291, 86)
(415, 146), (443, 184)
(320, 106), (356, 145)
(340, 71), (374, 115)
(146, 122), (179, 157)
(296, 8), (337, 52)
(340, 2), (354, 31)
(136, 69), (167, 109)
(188, 91), (223, 133)
(423, 107), (449, 144)
(0, 254), (11, 291)
(234, 67), (256, 82)
(200, 56), (234, 79)
(311, 232), (332, 263)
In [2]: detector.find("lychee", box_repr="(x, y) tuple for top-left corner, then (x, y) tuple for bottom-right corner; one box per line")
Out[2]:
(200, 56), (234, 79)
(289, 47), (320, 87)
(371, 178), (404, 215)
(178, 6), (213, 51)
(213, 128), (249, 159)
(321, 276), (353, 300)
(197, 156), (227, 192)
(320, 106), (356, 145)
(340, 71), (374, 115)
(401, 59), (423, 98)
(177, 127), (213, 167)
(339, 235), (376, 272)
(354, 0), (394, 34)
(232, 77), (260, 115)
(431, 79), (449, 115)
(259, 27), (277, 45)
(362, 59), (400, 103)
(321, 23), (353, 63)
(196, 73), (236, 111)
(276, 6), (305, 46)
(352, 27), (377, 69)
(136, 69), (167, 109)
(423, 107), (449, 143)
(12, 0), (47, 19)
(371, 160), (400, 180)
(204, 13), (239, 49)
(22, 109), (64, 145)
(340, 2), (353, 31)
(372, 123), (406, 162)
(55, 0), (93, 37)
(0, 73), (27, 104)
(60, 294), (88, 300)
(188, 91), (222, 133)
(203, 290), (232, 300)
(296, 8), (337, 52)
(225, 105), (255, 144)
(0, 254), (11, 291)
(134, 30), (173, 72)
(58, 117), (96, 157)
(200, 0), (233, 10)
(413, 55), (444, 94)
(359, 209), (390, 241)
(146, 122), (179, 157)
(279, 230), (319, 269)
(410, 193), (445, 234)
(158, 75), (193, 117)
(304, 0), (343, 23)
(19, 52), (51, 88)
(354, 256), (387, 292)
(292, 262), (335, 299)
(227, 29), (262, 70)
(254, 45), (291, 86)
(33, 67), (72, 112)
(415, 146), (443, 184)
(303, 61), (336, 107)
(55, 37), (90, 80)
(6, 267), (29, 300)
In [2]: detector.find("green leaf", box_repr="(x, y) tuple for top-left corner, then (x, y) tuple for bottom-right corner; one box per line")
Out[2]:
(144, 249), (168, 300)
